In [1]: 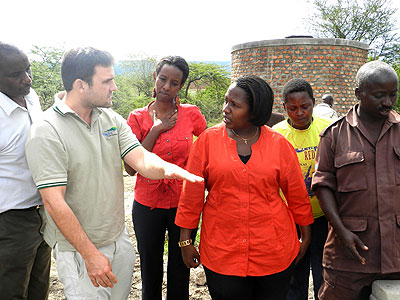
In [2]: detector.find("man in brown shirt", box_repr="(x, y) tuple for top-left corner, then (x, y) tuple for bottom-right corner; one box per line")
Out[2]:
(312, 60), (400, 300)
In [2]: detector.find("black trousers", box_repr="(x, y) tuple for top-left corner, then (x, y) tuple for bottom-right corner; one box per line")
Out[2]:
(0, 207), (51, 300)
(132, 200), (197, 300)
(287, 216), (328, 300)
(203, 261), (295, 300)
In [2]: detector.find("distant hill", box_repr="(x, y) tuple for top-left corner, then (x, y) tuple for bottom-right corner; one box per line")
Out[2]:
(115, 61), (231, 75)
(114, 62), (131, 75)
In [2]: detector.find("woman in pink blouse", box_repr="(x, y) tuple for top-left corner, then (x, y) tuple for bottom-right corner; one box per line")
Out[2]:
(125, 56), (207, 300)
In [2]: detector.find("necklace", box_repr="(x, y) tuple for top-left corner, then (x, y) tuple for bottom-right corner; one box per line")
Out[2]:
(231, 127), (259, 144)
(287, 119), (312, 149)
(289, 127), (310, 149)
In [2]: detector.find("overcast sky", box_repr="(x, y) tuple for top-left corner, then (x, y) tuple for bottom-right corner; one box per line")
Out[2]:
(2, 0), (400, 61)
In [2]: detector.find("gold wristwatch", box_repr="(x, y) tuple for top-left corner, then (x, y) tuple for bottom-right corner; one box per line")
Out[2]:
(178, 239), (192, 247)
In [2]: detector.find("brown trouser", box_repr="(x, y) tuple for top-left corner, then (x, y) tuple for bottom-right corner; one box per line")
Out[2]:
(0, 207), (51, 300)
(319, 267), (400, 300)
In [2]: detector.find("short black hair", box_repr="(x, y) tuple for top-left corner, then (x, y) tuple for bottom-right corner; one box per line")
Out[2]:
(61, 47), (114, 92)
(282, 78), (314, 103)
(0, 42), (22, 68)
(235, 75), (274, 126)
(155, 56), (189, 85)
(322, 94), (333, 105)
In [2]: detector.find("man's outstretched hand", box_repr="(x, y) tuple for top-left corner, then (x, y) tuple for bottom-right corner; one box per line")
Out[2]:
(164, 164), (204, 183)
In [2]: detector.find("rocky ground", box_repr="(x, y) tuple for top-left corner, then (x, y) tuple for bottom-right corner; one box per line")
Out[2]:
(48, 175), (314, 299)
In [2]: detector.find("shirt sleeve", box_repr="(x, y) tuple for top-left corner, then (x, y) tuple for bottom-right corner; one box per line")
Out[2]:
(190, 106), (207, 137)
(25, 121), (69, 189)
(126, 110), (144, 141)
(114, 112), (141, 159)
(311, 132), (337, 192)
(175, 131), (208, 229)
(279, 138), (314, 226)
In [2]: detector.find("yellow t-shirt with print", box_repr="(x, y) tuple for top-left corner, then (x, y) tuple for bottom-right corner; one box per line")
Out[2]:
(273, 116), (332, 219)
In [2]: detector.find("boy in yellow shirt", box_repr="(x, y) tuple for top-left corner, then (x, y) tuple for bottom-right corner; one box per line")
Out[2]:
(273, 78), (331, 300)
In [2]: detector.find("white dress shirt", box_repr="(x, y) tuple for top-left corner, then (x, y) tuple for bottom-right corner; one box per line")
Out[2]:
(0, 89), (43, 213)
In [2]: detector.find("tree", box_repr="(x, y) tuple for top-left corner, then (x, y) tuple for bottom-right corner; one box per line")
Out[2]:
(392, 62), (400, 113)
(118, 54), (157, 97)
(187, 83), (229, 126)
(182, 63), (230, 125)
(112, 74), (151, 119)
(111, 55), (157, 118)
(308, 0), (399, 61)
(30, 45), (64, 110)
(182, 62), (230, 99)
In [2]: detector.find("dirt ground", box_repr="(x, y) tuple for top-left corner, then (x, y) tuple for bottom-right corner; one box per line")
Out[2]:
(48, 175), (314, 300)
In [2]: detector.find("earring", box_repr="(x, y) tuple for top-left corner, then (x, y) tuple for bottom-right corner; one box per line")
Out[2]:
(152, 88), (156, 98)
(175, 95), (180, 107)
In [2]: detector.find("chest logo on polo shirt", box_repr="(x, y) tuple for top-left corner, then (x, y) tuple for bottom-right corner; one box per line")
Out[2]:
(102, 126), (117, 138)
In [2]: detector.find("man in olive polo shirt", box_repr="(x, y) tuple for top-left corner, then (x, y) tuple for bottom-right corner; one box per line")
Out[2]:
(25, 47), (203, 300)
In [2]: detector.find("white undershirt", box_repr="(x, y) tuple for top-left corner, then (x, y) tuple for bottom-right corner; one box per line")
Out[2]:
(0, 89), (43, 213)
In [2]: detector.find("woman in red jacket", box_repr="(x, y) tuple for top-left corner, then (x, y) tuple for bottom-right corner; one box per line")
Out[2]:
(175, 75), (313, 300)
(126, 56), (207, 300)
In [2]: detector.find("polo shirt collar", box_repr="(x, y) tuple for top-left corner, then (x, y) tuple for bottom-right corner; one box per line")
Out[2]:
(347, 104), (400, 127)
(0, 89), (33, 116)
(52, 95), (102, 120)
(52, 97), (74, 116)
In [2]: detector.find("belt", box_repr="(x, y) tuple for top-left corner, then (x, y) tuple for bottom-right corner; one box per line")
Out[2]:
(10, 205), (42, 212)
(26, 205), (42, 211)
